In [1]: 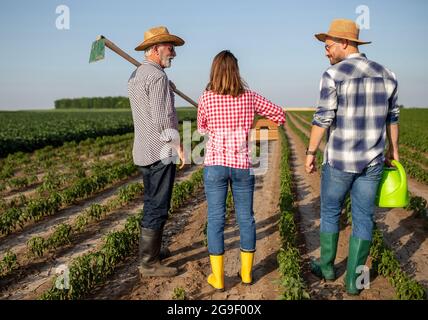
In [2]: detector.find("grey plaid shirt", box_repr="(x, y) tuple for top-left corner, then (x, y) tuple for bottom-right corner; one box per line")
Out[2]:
(312, 53), (399, 173)
(128, 60), (179, 166)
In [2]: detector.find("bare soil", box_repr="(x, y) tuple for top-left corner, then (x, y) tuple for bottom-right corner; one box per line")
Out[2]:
(87, 140), (284, 300)
(0, 165), (199, 299)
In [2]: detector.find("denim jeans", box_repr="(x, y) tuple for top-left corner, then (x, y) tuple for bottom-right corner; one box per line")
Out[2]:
(320, 163), (384, 241)
(139, 157), (176, 231)
(204, 165), (256, 255)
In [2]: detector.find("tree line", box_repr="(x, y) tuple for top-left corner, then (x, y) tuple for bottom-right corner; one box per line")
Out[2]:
(55, 97), (130, 109)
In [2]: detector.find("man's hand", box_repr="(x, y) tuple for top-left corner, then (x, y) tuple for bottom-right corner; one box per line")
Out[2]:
(305, 155), (317, 174)
(385, 148), (399, 167)
(176, 144), (185, 170)
(385, 123), (399, 167)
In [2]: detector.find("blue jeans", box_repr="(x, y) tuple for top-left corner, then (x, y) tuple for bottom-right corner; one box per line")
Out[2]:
(204, 165), (256, 255)
(139, 157), (176, 231)
(320, 163), (384, 241)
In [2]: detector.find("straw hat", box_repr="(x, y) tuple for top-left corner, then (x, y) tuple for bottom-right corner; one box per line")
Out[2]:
(135, 26), (185, 51)
(315, 19), (371, 45)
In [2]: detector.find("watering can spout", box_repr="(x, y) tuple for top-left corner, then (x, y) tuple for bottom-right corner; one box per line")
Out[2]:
(376, 160), (409, 208)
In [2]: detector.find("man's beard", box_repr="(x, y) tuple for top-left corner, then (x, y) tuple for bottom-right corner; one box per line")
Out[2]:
(161, 55), (174, 68)
(329, 55), (343, 65)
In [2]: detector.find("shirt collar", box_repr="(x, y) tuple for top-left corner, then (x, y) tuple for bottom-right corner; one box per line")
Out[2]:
(143, 59), (164, 71)
(345, 53), (367, 60)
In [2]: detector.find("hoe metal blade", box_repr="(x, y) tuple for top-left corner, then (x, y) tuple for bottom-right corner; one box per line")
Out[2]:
(89, 37), (105, 63)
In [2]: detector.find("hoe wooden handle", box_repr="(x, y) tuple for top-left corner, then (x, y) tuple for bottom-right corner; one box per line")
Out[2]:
(97, 35), (198, 108)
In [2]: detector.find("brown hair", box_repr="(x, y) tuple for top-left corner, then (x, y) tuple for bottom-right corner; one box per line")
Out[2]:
(206, 50), (247, 97)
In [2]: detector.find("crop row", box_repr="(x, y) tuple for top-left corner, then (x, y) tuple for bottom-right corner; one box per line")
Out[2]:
(369, 228), (426, 299)
(277, 127), (310, 300)
(26, 182), (145, 258)
(2, 148), (131, 198)
(39, 168), (204, 300)
(0, 108), (197, 158)
(0, 110), (135, 157)
(0, 133), (134, 190)
(0, 161), (138, 235)
(288, 112), (312, 132)
(0, 155), (133, 215)
(400, 145), (428, 169)
(286, 115), (323, 170)
(399, 109), (428, 153)
(400, 158), (428, 185)
(0, 250), (17, 277)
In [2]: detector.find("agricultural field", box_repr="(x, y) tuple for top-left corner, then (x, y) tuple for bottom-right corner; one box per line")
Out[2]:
(0, 108), (426, 300)
(0, 108), (197, 157)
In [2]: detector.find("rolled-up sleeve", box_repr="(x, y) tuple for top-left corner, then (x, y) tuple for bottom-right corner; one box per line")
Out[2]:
(253, 92), (286, 125)
(197, 94), (208, 135)
(312, 71), (337, 128)
(149, 74), (179, 142)
(386, 76), (399, 124)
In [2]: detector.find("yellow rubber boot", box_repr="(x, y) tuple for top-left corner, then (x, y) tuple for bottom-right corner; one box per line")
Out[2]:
(207, 255), (224, 290)
(240, 251), (254, 285)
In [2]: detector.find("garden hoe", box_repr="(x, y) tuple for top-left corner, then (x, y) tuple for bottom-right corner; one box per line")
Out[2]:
(89, 35), (198, 108)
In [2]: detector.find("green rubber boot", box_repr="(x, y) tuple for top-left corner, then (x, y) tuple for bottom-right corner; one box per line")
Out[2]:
(345, 236), (371, 295)
(310, 232), (339, 280)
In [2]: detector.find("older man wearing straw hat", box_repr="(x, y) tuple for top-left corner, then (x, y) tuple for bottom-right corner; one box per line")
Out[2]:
(305, 19), (400, 295)
(128, 26), (185, 277)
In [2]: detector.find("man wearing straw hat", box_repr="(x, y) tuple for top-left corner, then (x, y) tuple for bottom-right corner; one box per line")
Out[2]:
(128, 26), (185, 277)
(305, 19), (400, 295)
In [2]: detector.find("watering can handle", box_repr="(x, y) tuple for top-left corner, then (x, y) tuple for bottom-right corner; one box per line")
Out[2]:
(391, 160), (407, 191)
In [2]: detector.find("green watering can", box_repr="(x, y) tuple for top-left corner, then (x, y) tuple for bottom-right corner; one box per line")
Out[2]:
(376, 160), (409, 208)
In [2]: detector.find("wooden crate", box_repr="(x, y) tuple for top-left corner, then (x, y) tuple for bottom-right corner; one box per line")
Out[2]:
(253, 119), (279, 141)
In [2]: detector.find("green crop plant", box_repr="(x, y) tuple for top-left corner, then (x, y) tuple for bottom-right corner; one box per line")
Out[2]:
(277, 127), (310, 300)
(172, 287), (186, 300)
(40, 169), (203, 300)
(0, 250), (18, 277)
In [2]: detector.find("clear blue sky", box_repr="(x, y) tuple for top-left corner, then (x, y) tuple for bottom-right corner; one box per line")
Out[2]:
(0, 0), (427, 110)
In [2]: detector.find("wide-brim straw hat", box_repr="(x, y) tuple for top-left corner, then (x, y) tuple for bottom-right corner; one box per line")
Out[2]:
(135, 26), (185, 51)
(315, 19), (371, 45)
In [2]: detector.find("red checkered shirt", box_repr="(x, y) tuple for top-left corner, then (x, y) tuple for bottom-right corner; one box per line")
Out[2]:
(197, 90), (286, 169)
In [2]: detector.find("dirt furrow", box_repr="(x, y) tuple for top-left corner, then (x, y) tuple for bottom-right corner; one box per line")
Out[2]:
(1, 153), (127, 204)
(374, 207), (428, 291)
(0, 173), (141, 250)
(0, 204), (138, 299)
(0, 165), (199, 253)
(287, 113), (326, 150)
(0, 165), (201, 300)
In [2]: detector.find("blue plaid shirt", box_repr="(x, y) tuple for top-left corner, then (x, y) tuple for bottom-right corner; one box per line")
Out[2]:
(312, 53), (399, 173)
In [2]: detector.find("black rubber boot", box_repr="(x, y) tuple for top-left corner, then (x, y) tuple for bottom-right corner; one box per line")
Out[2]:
(138, 227), (178, 277)
(159, 247), (171, 260)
